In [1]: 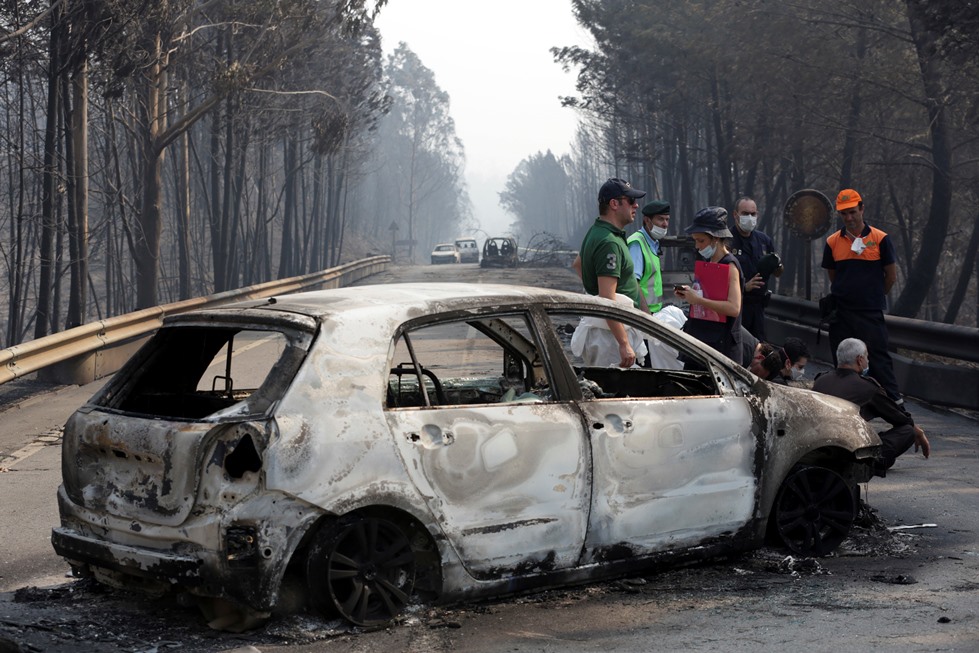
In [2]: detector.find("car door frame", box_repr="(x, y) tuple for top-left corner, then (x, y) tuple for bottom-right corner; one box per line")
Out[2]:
(528, 302), (763, 563)
(383, 306), (593, 581)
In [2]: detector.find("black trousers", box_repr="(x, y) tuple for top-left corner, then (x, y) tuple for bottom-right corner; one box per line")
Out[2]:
(741, 296), (767, 341)
(829, 308), (901, 401)
(878, 424), (916, 471)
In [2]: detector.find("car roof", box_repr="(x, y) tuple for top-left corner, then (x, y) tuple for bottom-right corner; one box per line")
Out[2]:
(188, 283), (614, 323)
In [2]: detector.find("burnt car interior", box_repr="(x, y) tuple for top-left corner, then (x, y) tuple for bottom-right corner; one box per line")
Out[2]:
(387, 315), (550, 408)
(545, 311), (721, 400)
(579, 366), (716, 399)
(97, 325), (309, 419)
(386, 310), (722, 408)
(480, 237), (518, 268)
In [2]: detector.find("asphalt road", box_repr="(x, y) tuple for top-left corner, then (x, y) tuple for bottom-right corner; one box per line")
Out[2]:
(1, 262), (977, 652)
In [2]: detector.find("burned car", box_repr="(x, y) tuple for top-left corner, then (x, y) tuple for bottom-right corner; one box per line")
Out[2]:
(480, 236), (518, 268)
(52, 283), (880, 628)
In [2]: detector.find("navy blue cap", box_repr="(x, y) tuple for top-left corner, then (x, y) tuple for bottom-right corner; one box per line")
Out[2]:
(599, 178), (646, 204)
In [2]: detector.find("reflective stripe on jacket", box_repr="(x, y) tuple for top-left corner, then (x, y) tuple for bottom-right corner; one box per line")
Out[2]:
(626, 231), (662, 313)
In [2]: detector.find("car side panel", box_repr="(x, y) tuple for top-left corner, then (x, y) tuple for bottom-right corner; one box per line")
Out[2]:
(578, 396), (757, 560)
(385, 403), (590, 579)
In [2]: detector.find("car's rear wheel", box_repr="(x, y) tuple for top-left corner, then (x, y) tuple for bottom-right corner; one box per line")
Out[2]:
(306, 515), (416, 627)
(772, 464), (856, 557)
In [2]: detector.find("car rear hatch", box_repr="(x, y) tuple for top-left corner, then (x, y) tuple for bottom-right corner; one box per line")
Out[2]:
(60, 310), (316, 525)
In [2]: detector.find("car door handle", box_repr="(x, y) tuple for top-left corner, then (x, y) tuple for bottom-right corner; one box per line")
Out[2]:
(406, 430), (455, 447)
(593, 416), (632, 434)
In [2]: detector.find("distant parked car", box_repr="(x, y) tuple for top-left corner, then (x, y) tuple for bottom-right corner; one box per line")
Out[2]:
(52, 283), (880, 629)
(480, 236), (518, 268)
(430, 243), (460, 264)
(454, 238), (479, 263)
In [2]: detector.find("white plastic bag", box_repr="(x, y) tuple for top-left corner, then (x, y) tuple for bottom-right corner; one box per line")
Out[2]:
(647, 305), (685, 369)
(570, 294), (648, 367)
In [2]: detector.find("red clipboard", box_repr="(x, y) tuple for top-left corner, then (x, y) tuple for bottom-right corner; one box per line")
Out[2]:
(689, 260), (730, 323)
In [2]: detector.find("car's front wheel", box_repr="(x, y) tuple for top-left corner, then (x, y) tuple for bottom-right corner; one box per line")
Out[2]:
(306, 515), (416, 627)
(771, 464), (856, 557)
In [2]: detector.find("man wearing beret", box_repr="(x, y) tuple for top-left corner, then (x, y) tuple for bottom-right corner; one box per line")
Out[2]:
(822, 188), (902, 403)
(627, 199), (670, 314)
(572, 178), (647, 367)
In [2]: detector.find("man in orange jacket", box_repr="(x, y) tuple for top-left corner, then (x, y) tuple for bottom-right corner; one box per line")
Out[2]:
(821, 188), (902, 403)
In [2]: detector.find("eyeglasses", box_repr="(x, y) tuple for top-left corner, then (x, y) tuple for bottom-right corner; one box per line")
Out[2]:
(617, 196), (638, 206)
(769, 347), (788, 364)
(760, 346), (788, 373)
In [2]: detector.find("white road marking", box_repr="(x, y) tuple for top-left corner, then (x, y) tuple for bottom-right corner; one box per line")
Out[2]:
(0, 428), (62, 470)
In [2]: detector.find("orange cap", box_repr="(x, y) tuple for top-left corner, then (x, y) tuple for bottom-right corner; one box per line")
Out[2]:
(836, 189), (862, 211)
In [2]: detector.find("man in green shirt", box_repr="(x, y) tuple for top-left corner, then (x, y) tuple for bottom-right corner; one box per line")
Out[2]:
(572, 177), (646, 367)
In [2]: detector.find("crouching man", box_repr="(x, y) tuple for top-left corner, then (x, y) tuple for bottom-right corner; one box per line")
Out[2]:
(813, 337), (930, 475)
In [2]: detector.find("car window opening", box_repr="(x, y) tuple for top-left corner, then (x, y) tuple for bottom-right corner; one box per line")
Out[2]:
(546, 312), (721, 400)
(97, 326), (303, 420)
(387, 315), (552, 409)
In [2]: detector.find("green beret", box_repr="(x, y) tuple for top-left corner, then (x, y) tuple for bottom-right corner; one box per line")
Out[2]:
(642, 199), (670, 216)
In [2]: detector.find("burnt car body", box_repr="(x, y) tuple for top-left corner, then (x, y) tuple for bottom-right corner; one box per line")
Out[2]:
(52, 283), (880, 628)
(430, 243), (460, 265)
(480, 237), (518, 268)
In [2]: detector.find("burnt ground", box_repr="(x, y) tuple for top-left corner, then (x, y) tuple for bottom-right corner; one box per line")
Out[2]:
(0, 508), (954, 653)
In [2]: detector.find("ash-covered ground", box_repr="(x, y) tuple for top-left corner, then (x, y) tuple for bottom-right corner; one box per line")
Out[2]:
(0, 505), (932, 653)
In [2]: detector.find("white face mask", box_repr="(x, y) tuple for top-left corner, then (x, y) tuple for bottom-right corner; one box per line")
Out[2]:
(739, 215), (757, 232)
(791, 367), (805, 381)
(851, 237), (866, 254)
(649, 225), (668, 240)
(698, 244), (716, 260)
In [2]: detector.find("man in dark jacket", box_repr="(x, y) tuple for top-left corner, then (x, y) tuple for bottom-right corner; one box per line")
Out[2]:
(730, 197), (780, 341)
(813, 338), (930, 475)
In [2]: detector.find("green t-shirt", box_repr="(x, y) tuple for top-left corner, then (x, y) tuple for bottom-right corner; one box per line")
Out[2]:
(579, 218), (641, 307)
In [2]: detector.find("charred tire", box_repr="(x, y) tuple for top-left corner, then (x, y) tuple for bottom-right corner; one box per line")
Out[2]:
(306, 515), (416, 627)
(772, 464), (856, 557)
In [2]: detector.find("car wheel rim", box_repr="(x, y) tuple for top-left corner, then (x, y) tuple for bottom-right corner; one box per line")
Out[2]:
(323, 518), (416, 626)
(774, 465), (855, 557)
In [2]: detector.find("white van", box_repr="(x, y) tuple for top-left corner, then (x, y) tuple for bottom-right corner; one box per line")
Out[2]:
(454, 237), (479, 263)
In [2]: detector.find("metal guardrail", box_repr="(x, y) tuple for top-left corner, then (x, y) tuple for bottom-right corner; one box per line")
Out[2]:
(0, 256), (390, 386)
(767, 295), (979, 364)
(766, 295), (979, 410)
